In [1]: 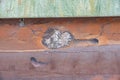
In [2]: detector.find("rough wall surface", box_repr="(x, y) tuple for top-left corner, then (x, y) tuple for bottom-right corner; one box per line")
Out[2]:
(0, 18), (119, 80)
(0, 46), (120, 80)
(0, 18), (119, 51)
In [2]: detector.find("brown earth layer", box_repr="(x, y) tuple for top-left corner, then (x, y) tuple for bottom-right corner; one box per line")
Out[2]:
(0, 18), (119, 50)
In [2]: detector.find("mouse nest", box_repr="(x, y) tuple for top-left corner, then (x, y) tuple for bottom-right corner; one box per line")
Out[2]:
(42, 28), (74, 49)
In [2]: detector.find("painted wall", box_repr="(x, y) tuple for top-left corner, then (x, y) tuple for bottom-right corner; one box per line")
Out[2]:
(0, 0), (120, 18)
